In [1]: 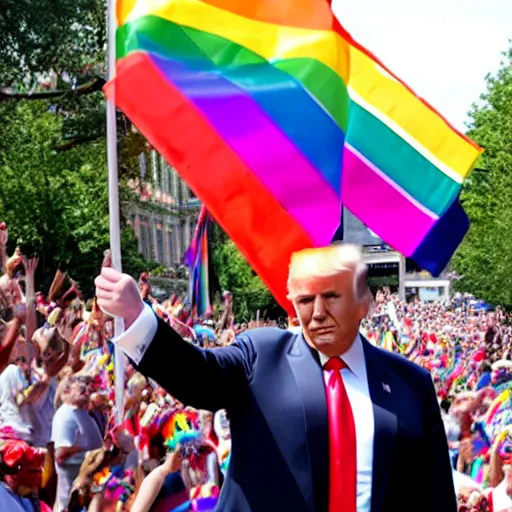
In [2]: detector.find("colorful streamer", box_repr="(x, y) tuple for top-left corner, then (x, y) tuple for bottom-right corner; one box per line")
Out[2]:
(185, 207), (211, 317)
(485, 389), (512, 443)
(107, 0), (482, 312)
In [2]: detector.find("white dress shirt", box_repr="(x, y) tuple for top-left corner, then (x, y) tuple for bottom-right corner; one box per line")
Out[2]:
(115, 305), (374, 511)
(116, 303), (158, 364)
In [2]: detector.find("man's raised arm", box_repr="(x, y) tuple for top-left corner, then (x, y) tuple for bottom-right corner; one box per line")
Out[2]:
(95, 268), (254, 412)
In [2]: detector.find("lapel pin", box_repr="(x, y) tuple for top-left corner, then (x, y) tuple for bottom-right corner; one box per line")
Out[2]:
(382, 383), (391, 394)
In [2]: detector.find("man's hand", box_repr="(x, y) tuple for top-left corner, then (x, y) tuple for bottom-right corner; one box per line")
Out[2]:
(95, 268), (144, 329)
(22, 257), (39, 302)
(22, 256), (38, 278)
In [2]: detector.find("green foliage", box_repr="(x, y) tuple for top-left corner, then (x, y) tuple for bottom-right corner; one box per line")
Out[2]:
(0, 0), (105, 87)
(452, 44), (512, 305)
(0, 0), (111, 170)
(0, 0), (171, 297)
(0, 100), (157, 295)
(211, 224), (285, 322)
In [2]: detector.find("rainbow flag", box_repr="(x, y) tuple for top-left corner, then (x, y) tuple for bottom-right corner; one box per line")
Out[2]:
(185, 207), (211, 317)
(107, 0), (482, 313)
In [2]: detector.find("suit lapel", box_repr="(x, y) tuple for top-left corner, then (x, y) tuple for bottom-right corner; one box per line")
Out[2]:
(363, 339), (398, 512)
(287, 334), (329, 512)
(286, 335), (398, 512)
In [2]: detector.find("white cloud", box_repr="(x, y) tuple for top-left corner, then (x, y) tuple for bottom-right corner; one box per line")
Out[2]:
(332, 0), (511, 131)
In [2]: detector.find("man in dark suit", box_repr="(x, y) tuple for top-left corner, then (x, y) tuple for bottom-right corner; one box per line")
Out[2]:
(95, 244), (457, 512)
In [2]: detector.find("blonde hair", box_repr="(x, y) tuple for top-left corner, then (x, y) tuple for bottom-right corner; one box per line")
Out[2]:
(287, 244), (371, 303)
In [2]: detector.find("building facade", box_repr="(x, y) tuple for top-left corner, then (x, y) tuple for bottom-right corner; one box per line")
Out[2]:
(127, 151), (201, 267)
(348, 210), (452, 301)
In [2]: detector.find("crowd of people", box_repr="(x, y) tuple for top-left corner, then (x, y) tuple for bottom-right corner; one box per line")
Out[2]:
(363, 290), (512, 511)
(1, 235), (512, 511)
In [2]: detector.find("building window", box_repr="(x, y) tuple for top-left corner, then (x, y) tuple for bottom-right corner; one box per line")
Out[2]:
(138, 153), (147, 180)
(174, 227), (180, 265)
(151, 151), (159, 189)
(181, 220), (187, 254)
(140, 225), (149, 259)
(159, 155), (166, 194)
(189, 218), (195, 246)
(180, 180), (188, 203)
(147, 223), (155, 261)
(171, 167), (179, 201)
(156, 229), (164, 263)
(167, 231), (174, 265)
(168, 171), (173, 201)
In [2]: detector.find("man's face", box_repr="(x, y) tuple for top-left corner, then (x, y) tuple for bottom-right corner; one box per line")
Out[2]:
(15, 356), (30, 378)
(6, 256), (22, 278)
(201, 412), (213, 434)
(90, 392), (109, 412)
(41, 344), (61, 370)
(68, 378), (92, 409)
(290, 271), (368, 357)
(5, 465), (43, 494)
(218, 410), (230, 433)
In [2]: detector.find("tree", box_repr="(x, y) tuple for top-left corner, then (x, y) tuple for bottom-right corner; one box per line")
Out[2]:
(210, 224), (285, 322)
(0, 100), (158, 295)
(0, 0), (172, 295)
(452, 44), (512, 306)
(0, 0), (108, 147)
(0, 0), (105, 87)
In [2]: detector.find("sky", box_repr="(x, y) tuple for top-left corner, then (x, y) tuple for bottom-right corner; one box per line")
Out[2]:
(332, 0), (511, 131)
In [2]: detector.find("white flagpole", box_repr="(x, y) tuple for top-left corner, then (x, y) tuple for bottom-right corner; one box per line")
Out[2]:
(106, 0), (127, 425)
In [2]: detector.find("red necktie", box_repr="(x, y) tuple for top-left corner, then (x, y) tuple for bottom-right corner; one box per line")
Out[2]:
(324, 357), (357, 512)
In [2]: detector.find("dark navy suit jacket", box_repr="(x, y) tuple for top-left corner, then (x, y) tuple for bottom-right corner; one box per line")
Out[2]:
(137, 318), (457, 512)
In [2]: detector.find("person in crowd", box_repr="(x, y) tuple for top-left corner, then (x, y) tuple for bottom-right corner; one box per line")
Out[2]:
(0, 247), (24, 309)
(0, 325), (67, 447)
(477, 361), (493, 391)
(0, 439), (51, 512)
(0, 313), (25, 374)
(51, 374), (103, 512)
(213, 409), (231, 480)
(4, 227), (512, 512)
(216, 291), (234, 332)
(139, 273), (152, 305)
(130, 448), (187, 512)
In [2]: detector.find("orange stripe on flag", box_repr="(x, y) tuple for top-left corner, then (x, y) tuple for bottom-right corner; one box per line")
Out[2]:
(198, 0), (333, 28)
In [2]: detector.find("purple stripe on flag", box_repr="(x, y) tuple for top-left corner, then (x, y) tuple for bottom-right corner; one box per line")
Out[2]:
(150, 53), (341, 246)
(343, 144), (438, 256)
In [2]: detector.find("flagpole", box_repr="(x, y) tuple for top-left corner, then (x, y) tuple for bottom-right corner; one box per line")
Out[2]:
(106, 0), (127, 425)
